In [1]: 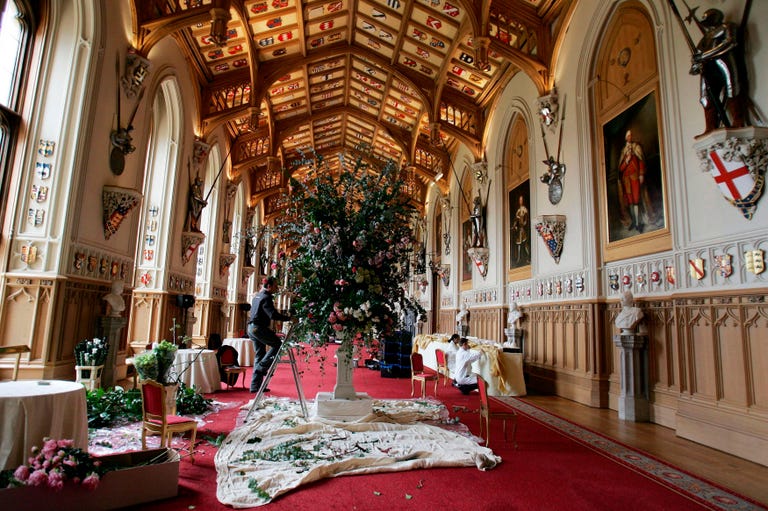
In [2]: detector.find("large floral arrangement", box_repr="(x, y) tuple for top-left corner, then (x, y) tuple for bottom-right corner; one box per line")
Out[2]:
(1, 438), (106, 490)
(74, 338), (109, 366)
(278, 150), (424, 350)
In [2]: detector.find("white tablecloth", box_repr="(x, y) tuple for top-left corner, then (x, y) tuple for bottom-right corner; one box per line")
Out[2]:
(172, 349), (220, 393)
(0, 380), (88, 470)
(413, 334), (527, 397)
(222, 337), (255, 366)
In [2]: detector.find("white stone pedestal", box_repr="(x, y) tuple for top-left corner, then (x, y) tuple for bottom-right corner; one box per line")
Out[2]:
(612, 331), (649, 422)
(313, 392), (373, 421)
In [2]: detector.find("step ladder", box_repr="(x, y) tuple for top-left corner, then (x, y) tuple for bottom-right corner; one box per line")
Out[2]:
(245, 323), (308, 421)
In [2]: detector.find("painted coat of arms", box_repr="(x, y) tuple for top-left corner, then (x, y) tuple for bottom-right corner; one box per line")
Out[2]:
(695, 133), (767, 220)
(534, 215), (566, 264)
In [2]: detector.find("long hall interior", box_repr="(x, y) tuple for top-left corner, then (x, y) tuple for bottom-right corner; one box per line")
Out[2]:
(0, 0), (767, 508)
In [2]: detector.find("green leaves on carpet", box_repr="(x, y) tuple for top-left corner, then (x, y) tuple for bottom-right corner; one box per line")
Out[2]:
(201, 433), (227, 447)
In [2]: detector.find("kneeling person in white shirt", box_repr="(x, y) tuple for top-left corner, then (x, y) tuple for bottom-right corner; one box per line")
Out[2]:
(454, 337), (481, 395)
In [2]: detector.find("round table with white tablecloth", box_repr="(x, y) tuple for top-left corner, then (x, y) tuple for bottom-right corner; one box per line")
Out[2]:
(171, 348), (221, 393)
(0, 380), (88, 470)
(222, 337), (255, 366)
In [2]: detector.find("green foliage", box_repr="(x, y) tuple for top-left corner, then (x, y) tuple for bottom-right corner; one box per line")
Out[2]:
(247, 478), (271, 500)
(175, 382), (213, 415)
(133, 340), (178, 384)
(86, 387), (142, 428)
(278, 149), (424, 350)
(201, 433), (227, 447)
(85, 384), (211, 429)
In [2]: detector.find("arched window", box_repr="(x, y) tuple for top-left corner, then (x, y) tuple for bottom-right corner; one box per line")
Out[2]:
(136, 78), (182, 290)
(0, 0), (36, 230)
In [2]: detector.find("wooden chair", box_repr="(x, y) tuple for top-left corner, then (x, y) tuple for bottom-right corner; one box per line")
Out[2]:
(140, 380), (198, 461)
(435, 349), (450, 387)
(0, 345), (31, 381)
(217, 345), (247, 389)
(477, 375), (518, 449)
(410, 352), (439, 398)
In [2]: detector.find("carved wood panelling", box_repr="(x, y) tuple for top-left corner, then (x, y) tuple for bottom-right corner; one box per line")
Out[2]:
(439, 310), (455, 335)
(527, 302), (597, 374)
(0, 278), (54, 366)
(745, 301), (768, 409)
(468, 307), (504, 343)
(641, 300), (681, 394)
(58, 281), (109, 364)
(127, 291), (164, 346)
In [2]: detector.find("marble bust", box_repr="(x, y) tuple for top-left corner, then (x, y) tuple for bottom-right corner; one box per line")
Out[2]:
(507, 301), (523, 327)
(103, 280), (126, 317)
(615, 290), (643, 332)
(456, 301), (470, 335)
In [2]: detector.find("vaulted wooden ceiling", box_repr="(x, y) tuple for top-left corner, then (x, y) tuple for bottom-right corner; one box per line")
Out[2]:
(130, 0), (572, 212)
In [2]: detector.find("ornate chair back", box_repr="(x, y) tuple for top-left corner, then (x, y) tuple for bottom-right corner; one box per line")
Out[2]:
(410, 352), (438, 398)
(477, 375), (518, 449)
(140, 379), (198, 460)
(435, 349), (450, 386)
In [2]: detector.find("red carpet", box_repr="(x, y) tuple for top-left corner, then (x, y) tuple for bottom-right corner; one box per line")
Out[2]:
(119, 345), (765, 511)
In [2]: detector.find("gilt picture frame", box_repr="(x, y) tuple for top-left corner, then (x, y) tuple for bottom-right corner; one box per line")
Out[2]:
(462, 219), (472, 282)
(600, 90), (670, 261)
(508, 180), (531, 271)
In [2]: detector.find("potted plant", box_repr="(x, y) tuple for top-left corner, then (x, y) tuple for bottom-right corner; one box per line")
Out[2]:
(133, 341), (179, 412)
(74, 338), (109, 390)
(133, 340), (177, 384)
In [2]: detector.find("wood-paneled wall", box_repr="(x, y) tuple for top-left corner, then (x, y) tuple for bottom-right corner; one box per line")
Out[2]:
(0, 277), (127, 380)
(509, 291), (768, 467)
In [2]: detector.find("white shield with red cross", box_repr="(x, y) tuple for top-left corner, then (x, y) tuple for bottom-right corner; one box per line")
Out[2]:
(704, 144), (765, 220)
(708, 149), (754, 200)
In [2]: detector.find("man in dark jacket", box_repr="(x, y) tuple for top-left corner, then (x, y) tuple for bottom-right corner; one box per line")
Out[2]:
(248, 277), (292, 392)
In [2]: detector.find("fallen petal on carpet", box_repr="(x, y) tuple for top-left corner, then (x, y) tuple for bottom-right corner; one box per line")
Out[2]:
(216, 397), (498, 508)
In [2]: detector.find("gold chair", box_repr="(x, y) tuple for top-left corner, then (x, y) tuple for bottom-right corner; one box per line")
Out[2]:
(435, 349), (450, 387)
(477, 375), (518, 449)
(410, 352), (439, 398)
(140, 380), (198, 461)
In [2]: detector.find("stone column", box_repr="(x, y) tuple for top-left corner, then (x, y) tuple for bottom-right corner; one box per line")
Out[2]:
(612, 330), (649, 422)
(99, 316), (127, 388)
(333, 340), (357, 400)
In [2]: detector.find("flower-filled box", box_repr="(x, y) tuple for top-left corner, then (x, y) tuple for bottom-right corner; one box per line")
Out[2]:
(0, 448), (179, 511)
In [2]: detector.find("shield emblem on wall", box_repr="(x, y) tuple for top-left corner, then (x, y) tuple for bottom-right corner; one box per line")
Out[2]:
(696, 135), (767, 220)
(714, 254), (733, 278)
(744, 249), (765, 275)
(689, 258), (705, 280)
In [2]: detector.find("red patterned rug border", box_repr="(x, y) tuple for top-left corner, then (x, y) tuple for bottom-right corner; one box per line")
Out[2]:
(496, 396), (767, 511)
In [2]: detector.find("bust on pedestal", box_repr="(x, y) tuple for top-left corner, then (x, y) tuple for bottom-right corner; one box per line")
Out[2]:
(613, 291), (649, 422)
(503, 301), (524, 352)
(456, 301), (470, 337)
(103, 280), (125, 317)
(100, 280), (127, 388)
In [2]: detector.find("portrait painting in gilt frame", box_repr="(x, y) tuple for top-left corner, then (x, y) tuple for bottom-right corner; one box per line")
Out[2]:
(462, 219), (472, 282)
(602, 91), (666, 245)
(508, 180), (531, 270)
